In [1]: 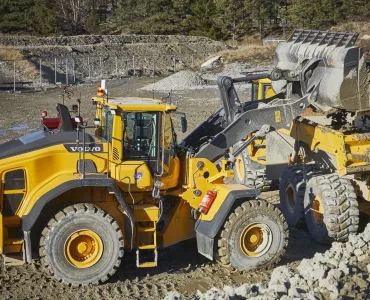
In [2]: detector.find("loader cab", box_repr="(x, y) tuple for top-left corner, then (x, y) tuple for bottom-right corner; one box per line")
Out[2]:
(92, 96), (181, 191)
(251, 78), (275, 100)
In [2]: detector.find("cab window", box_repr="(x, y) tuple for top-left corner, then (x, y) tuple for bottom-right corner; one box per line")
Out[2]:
(122, 112), (158, 160)
(102, 107), (113, 141)
(160, 113), (175, 173)
(251, 82), (258, 100)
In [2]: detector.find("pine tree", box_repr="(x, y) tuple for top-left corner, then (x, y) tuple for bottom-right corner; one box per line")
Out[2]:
(0, 0), (34, 33)
(187, 0), (223, 39)
(85, 0), (100, 33)
(343, 0), (370, 19)
(245, 0), (272, 39)
(31, 0), (58, 35)
(215, 0), (252, 40)
(173, 0), (191, 20)
(286, 0), (341, 29)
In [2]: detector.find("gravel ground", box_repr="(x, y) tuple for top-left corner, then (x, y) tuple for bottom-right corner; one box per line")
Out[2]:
(141, 71), (206, 91)
(0, 72), (364, 299)
(178, 224), (370, 300)
(140, 62), (270, 94)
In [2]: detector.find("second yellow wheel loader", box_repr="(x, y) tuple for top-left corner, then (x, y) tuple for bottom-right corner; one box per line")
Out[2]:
(207, 30), (370, 244)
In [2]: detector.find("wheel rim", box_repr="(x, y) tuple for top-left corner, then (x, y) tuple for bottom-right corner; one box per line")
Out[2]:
(240, 223), (273, 257)
(64, 229), (103, 268)
(311, 195), (324, 224)
(235, 155), (246, 182)
(285, 183), (297, 213)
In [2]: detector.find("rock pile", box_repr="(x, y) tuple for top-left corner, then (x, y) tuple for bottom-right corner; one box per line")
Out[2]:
(165, 225), (370, 299)
(141, 71), (207, 91)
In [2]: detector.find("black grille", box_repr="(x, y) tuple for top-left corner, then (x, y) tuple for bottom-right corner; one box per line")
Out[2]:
(113, 147), (119, 160)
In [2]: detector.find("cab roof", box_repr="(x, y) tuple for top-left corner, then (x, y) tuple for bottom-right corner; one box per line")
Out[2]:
(93, 96), (177, 112)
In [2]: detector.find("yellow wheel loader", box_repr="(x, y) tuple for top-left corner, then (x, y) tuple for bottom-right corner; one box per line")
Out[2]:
(0, 89), (289, 285)
(211, 30), (369, 244)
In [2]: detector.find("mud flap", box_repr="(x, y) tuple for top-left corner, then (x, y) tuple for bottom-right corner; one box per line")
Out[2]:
(196, 232), (214, 260)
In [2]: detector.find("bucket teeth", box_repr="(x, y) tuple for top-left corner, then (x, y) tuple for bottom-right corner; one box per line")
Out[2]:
(275, 29), (368, 112)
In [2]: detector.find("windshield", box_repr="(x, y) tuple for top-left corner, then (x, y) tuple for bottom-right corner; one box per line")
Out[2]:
(122, 112), (158, 160)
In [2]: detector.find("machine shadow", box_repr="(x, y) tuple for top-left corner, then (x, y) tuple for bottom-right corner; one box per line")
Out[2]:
(108, 238), (208, 284)
(106, 225), (332, 285)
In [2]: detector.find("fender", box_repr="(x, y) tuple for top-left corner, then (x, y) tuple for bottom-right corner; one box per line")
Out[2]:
(194, 189), (259, 260)
(22, 178), (135, 247)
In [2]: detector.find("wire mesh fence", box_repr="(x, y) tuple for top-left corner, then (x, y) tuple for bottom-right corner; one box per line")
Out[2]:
(0, 54), (196, 93)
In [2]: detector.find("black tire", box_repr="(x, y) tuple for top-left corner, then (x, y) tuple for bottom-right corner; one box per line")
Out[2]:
(216, 200), (288, 271)
(245, 169), (277, 191)
(39, 203), (124, 286)
(279, 164), (319, 227)
(304, 174), (359, 244)
(233, 143), (275, 191)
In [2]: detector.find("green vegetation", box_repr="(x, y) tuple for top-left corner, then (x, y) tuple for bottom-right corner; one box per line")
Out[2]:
(0, 0), (369, 38)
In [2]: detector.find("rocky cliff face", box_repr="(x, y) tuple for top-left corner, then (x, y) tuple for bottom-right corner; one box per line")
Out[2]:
(0, 35), (227, 85)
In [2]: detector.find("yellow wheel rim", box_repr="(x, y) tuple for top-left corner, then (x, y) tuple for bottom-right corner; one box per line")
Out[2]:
(64, 230), (103, 268)
(235, 155), (246, 182)
(311, 195), (324, 224)
(240, 223), (273, 257)
(285, 183), (297, 213)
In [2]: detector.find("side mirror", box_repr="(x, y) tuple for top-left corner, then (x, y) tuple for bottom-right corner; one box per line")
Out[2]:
(71, 104), (78, 113)
(181, 115), (187, 133)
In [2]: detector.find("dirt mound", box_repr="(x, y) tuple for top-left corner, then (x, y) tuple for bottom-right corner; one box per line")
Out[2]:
(168, 225), (370, 299)
(141, 71), (206, 91)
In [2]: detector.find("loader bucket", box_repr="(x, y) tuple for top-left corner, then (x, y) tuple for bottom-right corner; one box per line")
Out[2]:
(275, 30), (369, 112)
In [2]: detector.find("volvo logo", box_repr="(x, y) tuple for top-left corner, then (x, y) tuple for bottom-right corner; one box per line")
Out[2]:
(64, 144), (104, 153)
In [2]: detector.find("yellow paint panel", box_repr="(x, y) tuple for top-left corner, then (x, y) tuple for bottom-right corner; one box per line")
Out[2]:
(93, 96), (177, 112)
(161, 200), (195, 247)
(134, 205), (159, 222)
(275, 111), (281, 123)
(114, 161), (154, 190)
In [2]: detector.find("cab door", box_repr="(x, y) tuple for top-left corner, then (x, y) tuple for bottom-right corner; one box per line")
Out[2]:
(157, 112), (180, 189)
(114, 111), (160, 191)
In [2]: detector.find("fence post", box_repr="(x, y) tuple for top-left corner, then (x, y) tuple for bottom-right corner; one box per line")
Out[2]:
(13, 61), (16, 93)
(72, 59), (75, 83)
(191, 55), (194, 68)
(54, 58), (57, 84)
(65, 58), (68, 85)
(39, 58), (42, 87)
(88, 57), (91, 78)
(100, 57), (103, 78)
(152, 57), (155, 76)
(173, 57), (176, 73)
(133, 56), (135, 76)
(115, 56), (118, 75)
